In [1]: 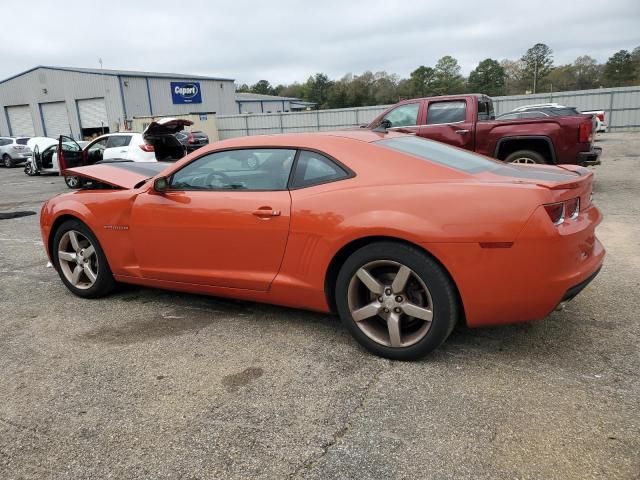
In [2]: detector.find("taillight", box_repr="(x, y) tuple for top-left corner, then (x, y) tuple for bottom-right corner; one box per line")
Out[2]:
(565, 197), (580, 219)
(187, 132), (195, 144)
(544, 197), (581, 226)
(544, 202), (565, 225)
(139, 144), (154, 152)
(579, 120), (592, 143)
(597, 113), (605, 122)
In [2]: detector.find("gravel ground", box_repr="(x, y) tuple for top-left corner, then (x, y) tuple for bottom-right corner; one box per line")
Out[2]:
(0, 133), (638, 479)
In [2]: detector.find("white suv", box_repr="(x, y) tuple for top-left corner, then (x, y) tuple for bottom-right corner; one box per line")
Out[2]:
(0, 137), (32, 167)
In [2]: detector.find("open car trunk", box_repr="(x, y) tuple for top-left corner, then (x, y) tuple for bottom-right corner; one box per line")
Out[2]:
(143, 117), (194, 162)
(146, 134), (186, 162)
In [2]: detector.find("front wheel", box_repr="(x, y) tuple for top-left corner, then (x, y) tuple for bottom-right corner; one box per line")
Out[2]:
(64, 175), (83, 189)
(335, 242), (459, 360)
(504, 150), (546, 164)
(52, 219), (115, 298)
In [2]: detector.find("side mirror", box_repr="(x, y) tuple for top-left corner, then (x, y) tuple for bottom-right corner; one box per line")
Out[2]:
(153, 176), (169, 192)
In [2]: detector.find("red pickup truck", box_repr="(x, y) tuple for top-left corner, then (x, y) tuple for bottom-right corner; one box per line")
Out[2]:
(367, 94), (601, 165)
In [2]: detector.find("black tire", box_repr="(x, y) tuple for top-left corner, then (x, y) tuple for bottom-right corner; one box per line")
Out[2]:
(64, 175), (83, 189)
(24, 161), (38, 176)
(52, 219), (115, 298)
(3, 154), (13, 168)
(504, 149), (547, 164)
(335, 241), (459, 360)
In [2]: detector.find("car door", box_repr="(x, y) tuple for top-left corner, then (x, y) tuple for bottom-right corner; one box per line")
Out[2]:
(130, 147), (296, 291)
(57, 135), (84, 172)
(418, 99), (474, 150)
(103, 135), (132, 161)
(378, 102), (424, 134)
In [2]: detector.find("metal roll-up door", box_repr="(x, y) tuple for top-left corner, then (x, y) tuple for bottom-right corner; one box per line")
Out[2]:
(77, 98), (108, 130)
(41, 102), (71, 138)
(6, 105), (36, 136)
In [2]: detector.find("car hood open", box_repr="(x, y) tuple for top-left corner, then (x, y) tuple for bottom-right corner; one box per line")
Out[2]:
(142, 117), (194, 136)
(65, 162), (171, 189)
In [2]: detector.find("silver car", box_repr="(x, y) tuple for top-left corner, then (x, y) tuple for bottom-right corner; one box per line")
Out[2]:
(0, 137), (32, 167)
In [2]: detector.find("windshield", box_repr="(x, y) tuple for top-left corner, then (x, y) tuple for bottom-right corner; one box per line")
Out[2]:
(376, 136), (502, 173)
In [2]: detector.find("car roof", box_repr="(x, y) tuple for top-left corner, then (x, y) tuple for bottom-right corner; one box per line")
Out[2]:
(210, 130), (409, 149)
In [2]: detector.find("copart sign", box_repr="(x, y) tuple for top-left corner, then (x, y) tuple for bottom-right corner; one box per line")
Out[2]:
(171, 82), (202, 104)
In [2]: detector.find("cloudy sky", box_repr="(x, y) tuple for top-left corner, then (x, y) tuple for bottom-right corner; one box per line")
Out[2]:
(3, 0), (639, 85)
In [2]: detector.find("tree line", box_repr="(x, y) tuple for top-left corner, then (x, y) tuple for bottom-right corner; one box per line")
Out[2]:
(237, 44), (640, 109)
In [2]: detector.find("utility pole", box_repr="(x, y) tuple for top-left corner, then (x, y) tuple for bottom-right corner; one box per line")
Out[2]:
(99, 58), (106, 135)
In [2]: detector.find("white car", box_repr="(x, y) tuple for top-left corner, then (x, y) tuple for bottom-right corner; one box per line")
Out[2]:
(24, 118), (193, 188)
(581, 110), (608, 133)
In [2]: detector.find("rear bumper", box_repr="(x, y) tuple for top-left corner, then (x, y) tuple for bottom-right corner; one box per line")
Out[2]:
(423, 204), (605, 327)
(578, 146), (602, 166)
(561, 265), (601, 303)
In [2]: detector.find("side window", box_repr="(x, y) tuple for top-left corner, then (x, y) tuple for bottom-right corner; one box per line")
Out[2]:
(106, 135), (131, 148)
(0, 138), (10, 146)
(290, 150), (350, 188)
(87, 137), (108, 153)
(477, 100), (495, 121)
(520, 111), (548, 119)
(382, 103), (420, 128)
(426, 101), (467, 125)
(170, 148), (296, 191)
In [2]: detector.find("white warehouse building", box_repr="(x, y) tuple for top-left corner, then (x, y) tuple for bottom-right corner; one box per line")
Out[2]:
(0, 66), (237, 139)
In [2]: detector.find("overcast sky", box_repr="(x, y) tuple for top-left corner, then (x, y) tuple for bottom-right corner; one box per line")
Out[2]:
(3, 0), (639, 85)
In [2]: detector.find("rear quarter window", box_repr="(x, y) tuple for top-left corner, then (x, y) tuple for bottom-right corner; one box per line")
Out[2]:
(376, 136), (501, 173)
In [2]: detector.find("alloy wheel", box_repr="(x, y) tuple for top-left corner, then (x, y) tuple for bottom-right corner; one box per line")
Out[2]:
(509, 157), (536, 164)
(57, 230), (99, 289)
(347, 260), (433, 348)
(65, 176), (80, 188)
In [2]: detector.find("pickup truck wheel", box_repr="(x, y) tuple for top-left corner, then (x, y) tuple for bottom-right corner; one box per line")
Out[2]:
(505, 150), (546, 164)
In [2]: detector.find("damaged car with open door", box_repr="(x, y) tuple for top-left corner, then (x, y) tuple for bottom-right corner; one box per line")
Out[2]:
(55, 118), (193, 188)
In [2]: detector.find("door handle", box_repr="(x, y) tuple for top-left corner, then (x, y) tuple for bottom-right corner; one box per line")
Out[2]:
(455, 129), (470, 134)
(252, 207), (281, 218)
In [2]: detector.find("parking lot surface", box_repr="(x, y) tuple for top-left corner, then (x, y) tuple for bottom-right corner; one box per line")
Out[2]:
(1, 133), (639, 479)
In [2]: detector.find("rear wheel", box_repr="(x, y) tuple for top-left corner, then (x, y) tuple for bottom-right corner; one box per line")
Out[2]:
(3, 154), (13, 168)
(52, 219), (115, 298)
(335, 242), (459, 360)
(505, 150), (546, 164)
(24, 160), (38, 176)
(64, 175), (83, 189)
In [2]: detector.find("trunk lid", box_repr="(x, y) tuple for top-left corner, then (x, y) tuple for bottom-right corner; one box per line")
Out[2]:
(479, 163), (594, 210)
(65, 162), (171, 189)
(143, 117), (194, 137)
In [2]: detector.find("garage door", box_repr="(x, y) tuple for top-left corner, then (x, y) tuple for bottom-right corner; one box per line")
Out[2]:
(41, 102), (71, 137)
(6, 105), (35, 137)
(77, 98), (108, 129)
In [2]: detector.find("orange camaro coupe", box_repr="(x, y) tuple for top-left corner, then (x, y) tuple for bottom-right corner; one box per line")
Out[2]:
(40, 130), (605, 359)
